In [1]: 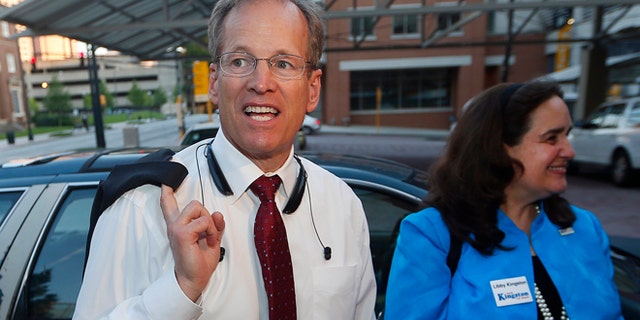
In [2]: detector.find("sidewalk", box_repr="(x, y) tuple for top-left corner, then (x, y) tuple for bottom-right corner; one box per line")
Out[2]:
(0, 121), (131, 152)
(319, 124), (449, 140)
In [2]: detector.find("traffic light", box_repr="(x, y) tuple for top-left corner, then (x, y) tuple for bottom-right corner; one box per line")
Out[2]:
(30, 56), (36, 71)
(79, 52), (85, 67)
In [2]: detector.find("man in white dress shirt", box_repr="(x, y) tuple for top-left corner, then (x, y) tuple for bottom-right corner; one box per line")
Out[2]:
(74, 0), (377, 319)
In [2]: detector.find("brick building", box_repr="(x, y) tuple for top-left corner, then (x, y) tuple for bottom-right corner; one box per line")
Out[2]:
(0, 18), (26, 136)
(321, 0), (556, 129)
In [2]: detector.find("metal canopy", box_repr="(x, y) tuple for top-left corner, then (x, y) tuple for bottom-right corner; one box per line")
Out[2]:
(0, 0), (218, 61)
(1, 0), (638, 61)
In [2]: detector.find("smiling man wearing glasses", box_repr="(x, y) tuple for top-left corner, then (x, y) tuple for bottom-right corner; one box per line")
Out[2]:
(75, 1), (377, 319)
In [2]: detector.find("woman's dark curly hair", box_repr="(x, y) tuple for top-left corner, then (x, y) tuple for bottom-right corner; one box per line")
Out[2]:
(426, 81), (575, 255)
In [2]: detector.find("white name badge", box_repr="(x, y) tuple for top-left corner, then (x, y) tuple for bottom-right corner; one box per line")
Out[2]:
(490, 276), (533, 307)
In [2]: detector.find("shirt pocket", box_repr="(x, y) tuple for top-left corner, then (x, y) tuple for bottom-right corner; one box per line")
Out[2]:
(312, 265), (357, 318)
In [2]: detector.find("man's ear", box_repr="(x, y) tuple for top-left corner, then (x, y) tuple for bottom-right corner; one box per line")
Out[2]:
(307, 69), (322, 113)
(209, 63), (218, 105)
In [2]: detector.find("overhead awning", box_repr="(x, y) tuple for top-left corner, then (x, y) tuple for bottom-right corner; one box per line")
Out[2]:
(0, 0), (217, 61)
(2, 0), (639, 61)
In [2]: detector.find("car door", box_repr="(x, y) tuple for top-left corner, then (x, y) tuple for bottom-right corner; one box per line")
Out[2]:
(622, 101), (640, 169)
(0, 182), (98, 320)
(571, 105), (607, 163)
(344, 180), (426, 315)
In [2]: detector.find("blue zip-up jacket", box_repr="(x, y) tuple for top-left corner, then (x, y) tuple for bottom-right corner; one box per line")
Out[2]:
(385, 205), (623, 319)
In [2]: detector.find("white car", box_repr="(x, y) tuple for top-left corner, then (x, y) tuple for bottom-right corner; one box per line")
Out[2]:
(179, 121), (221, 146)
(302, 114), (321, 135)
(180, 119), (307, 150)
(569, 97), (640, 186)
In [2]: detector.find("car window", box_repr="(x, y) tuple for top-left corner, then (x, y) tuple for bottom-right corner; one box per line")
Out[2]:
(586, 104), (625, 129)
(628, 102), (640, 127)
(0, 190), (23, 227)
(611, 250), (640, 319)
(601, 104), (626, 128)
(351, 185), (423, 314)
(15, 187), (96, 319)
(182, 128), (219, 145)
(585, 106), (608, 128)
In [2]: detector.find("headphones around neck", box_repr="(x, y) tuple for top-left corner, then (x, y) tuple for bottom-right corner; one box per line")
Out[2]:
(205, 143), (307, 214)
(201, 141), (330, 260)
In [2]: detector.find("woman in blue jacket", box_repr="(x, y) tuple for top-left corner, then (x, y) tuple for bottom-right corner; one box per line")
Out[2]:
(385, 81), (623, 319)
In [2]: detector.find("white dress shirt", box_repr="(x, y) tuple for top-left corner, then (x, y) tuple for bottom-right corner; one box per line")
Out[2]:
(74, 130), (377, 320)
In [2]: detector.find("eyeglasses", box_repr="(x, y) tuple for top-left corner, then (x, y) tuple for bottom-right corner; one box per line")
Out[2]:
(216, 52), (312, 79)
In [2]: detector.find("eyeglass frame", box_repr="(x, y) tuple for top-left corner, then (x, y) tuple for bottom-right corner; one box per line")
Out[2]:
(215, 52), (315, 79)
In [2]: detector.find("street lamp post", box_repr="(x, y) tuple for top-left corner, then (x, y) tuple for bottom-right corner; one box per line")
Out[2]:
(87, 44), (106, 148)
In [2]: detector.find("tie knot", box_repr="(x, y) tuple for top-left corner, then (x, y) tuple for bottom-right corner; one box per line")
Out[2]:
(250, 175), (282, 202)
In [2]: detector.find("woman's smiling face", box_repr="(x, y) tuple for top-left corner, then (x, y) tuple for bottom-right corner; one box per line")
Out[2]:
(505, 95), (575, 201)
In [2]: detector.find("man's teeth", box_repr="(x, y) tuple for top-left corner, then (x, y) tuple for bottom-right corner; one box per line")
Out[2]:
(245, 106), (277, 114)
(245, 106), (278, 122)
(251, 114), (272, 121)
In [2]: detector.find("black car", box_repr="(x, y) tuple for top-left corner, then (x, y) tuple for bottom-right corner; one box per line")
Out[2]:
(0, 148), (426, 318)
(0, 148), (637, 319)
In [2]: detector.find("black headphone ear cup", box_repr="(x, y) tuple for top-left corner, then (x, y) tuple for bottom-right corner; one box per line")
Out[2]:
(282, 156), (307, 214)
(207, 145), (233, 196)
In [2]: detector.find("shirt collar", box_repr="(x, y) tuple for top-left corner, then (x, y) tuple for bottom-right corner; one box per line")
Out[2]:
(211, 130), (299, 204)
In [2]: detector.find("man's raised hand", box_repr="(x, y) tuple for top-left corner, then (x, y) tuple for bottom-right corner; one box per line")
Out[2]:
(160, 184), (225, 301)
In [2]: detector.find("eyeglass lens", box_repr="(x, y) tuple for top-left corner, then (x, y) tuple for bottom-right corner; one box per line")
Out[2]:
(218, 52), (308, 79)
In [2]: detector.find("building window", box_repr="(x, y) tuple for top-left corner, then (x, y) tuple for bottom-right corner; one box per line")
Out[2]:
(11, 89), (23, 114)
(350, 68), (453, 111)
(7, 53), (16, 73)
(1, 21), (10, 38)
(435, 2), (462, 35)
(437, 13), (461, 32)
(393, 14), (419, 37)
(350, 16), (375, 40)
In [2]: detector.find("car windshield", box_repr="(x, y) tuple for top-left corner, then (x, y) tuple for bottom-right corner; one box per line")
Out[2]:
(182, 128), (219, 145)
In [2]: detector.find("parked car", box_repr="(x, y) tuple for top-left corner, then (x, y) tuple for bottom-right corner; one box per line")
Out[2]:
(302, 114), (321, 135)
(179, 121), (221, 146)
(0, 149), (637, 319)
(0, 148), (426, 318)
(181, 119), (308, 149)
(568, 97), (640, 186)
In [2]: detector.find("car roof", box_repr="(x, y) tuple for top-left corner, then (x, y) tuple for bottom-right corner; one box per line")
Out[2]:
(0, 148), (167, 187)
(300, 151), (428, 197)
(0, 148), (428, 199)
(185, 121), (221, 132)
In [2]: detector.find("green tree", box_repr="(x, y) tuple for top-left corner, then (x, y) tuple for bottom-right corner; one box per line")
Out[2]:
(172, 83), (180, 102)
(127, 81), (147, 108)
(42, 76), (72, 115)
(83, 94), (92, 108)
(151, 87), (168, 108)
(28, 97), (39, 113)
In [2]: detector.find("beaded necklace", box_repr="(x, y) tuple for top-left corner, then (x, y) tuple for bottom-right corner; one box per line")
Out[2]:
(534, 282), (569, 320)
(532, 204), (569, 320)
